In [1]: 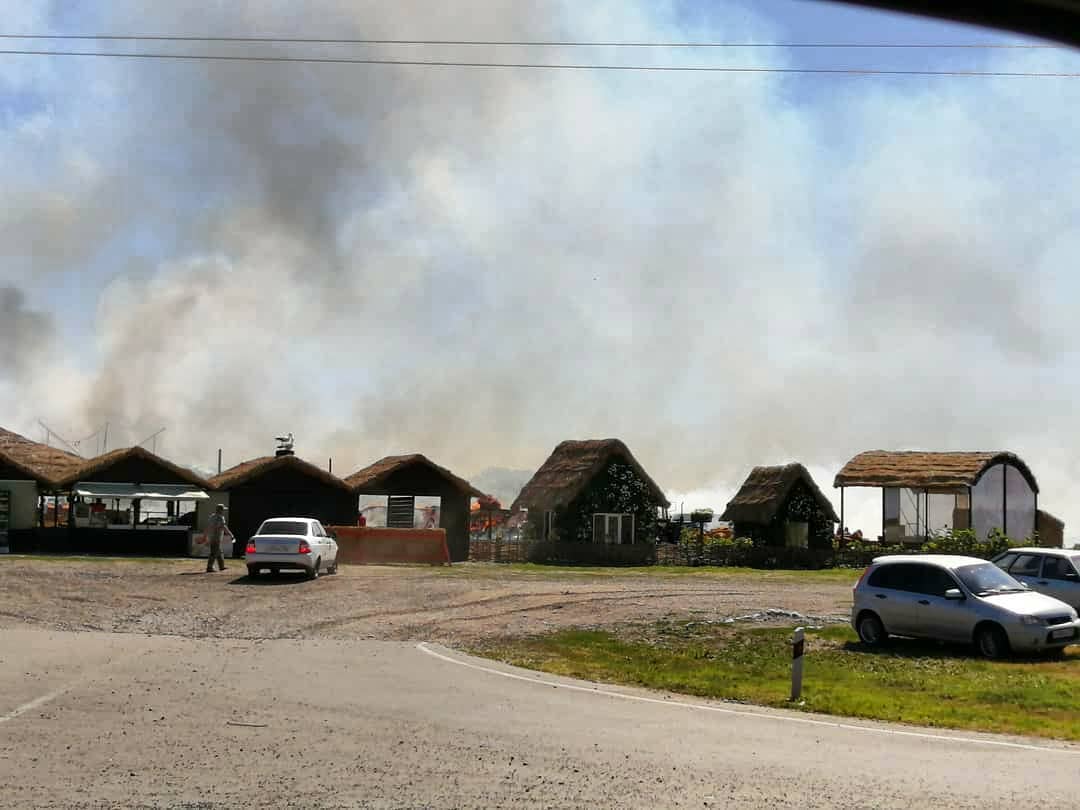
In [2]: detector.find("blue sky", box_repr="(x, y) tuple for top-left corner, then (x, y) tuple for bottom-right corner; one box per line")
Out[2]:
(2, 0), (1080, 540)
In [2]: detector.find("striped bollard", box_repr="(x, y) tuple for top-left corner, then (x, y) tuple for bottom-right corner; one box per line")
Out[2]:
(790, 627), (805, 702)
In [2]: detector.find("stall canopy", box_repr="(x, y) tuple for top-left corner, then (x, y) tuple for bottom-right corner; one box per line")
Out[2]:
(72, 482), (209, 500)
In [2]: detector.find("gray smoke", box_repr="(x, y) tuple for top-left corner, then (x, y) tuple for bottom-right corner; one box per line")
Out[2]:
(0, 286), (53, 380)
(3, 2), (1080, 538)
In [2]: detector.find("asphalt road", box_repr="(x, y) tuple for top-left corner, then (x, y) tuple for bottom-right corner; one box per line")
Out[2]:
(1, 628), (1077, 809)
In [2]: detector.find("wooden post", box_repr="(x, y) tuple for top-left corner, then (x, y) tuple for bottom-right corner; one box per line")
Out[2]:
(839, 487), (845, 545)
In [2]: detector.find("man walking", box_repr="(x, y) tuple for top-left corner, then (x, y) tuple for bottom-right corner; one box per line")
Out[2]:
(206, 503), (234, 573)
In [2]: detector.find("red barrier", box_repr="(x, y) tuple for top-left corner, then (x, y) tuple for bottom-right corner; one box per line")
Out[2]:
(328, 526), (450, 566)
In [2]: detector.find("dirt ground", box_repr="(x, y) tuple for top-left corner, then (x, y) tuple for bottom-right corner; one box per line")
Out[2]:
(0, 557), (854, 643)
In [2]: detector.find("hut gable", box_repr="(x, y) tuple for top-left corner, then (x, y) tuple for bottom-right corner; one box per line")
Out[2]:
(0, 426), (84, 485)
(834, 450), (1038, 493)
(511, 439), (670, 512)
(0, 450), (48, 483)
(55, 446), (209, 489)
(207, 455), (351, 492)
(721, 464), (839, 525)
(344, 454), (484, 497)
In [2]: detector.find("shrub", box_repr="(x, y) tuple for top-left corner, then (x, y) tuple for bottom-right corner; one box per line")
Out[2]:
(923, 528), (1027, 558)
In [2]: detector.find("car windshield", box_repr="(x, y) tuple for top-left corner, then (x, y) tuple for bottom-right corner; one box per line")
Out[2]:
(955, 563), (1027, 596)
(1071, 556), (1080, 574)
(257, 520), (308, 536)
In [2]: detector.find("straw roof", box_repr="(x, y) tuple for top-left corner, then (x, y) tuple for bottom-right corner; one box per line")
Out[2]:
(0, 426), (84, 485)
(721, 463), (839, 525)
(55, 446), (210, 489)
(207, 454), (351, 492)
(834, 450), (1039, 493)
(344, 454), (484, 497)
(511, 439), (670, 512)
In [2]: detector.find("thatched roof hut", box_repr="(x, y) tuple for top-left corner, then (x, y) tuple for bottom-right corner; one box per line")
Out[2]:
(834, 450), (1038, 493)
(56, 446), (209, 489)
(344, 454), (483, 497)
(208, 454), (350, 492)
(343, 454), (484, 563)
(721, 463), (839, 525)
(0, 426), (84, 486)
(511, 439), (669, 512)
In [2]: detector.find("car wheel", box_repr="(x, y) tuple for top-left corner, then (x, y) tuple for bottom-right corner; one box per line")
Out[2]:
(856, 612), (887, 647)
(307, 559), (321, 580)
(975, 624), (1010, 659)
(247, 566), (259, 579)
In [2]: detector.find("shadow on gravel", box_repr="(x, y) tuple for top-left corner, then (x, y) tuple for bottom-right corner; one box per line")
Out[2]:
(227, 573), (310, 587)
(842, 637), (1069, 663)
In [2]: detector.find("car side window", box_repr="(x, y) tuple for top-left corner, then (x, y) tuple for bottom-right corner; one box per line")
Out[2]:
(312, 523), (323, 537)
(867, 566), (895, 589)
(1010, 554), (1042, 577)
(881, 563), (919, 593)
(911, 565), (958, 597)
(1042, 557), (1074, 581)
(994, 553), (1018, 572)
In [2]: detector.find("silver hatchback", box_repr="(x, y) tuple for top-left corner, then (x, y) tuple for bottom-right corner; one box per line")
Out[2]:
(851, 554), (1080, 658)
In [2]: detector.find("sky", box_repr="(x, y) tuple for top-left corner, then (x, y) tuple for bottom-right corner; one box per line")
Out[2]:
(2, 0), (1080, 542)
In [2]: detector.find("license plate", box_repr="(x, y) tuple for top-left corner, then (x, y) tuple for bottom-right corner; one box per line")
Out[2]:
(267, 545), (290, 554)
(1051, 628), (1075, 640)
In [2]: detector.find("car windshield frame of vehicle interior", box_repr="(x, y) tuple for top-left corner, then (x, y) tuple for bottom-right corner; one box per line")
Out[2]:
(954, 563), (1027, 596)
(256, 520), (309, 536)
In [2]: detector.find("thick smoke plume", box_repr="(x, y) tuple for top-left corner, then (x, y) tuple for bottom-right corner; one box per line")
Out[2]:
(3, 1), (1080, 537)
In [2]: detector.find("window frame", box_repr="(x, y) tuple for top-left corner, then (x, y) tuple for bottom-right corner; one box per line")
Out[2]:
(592, 512), (634, 545)
(1041, 555), (1077, 582)
(1009, 553), (1043, 577)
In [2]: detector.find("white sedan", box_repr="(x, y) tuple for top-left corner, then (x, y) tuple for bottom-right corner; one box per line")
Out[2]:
(245, 517), (339, 580)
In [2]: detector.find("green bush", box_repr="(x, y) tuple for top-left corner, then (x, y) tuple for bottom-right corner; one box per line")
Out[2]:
(923, 528), (1028, 558)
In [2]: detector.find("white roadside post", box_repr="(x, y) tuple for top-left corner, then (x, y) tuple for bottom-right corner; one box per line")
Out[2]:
(790, 627), (805, 702)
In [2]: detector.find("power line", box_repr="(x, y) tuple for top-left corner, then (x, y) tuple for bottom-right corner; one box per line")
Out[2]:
(0, 34), (1060, 49)
(1, 48), (1077, 76)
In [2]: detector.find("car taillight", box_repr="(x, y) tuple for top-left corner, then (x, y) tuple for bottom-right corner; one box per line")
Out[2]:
(245, 542), (257, 555)
(855, 567), (871, 589)
(298, 540), (311, 555)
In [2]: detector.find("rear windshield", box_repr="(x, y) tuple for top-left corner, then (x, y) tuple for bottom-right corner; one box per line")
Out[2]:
(257, 520), (309, 536)
(954, 563), (1026, 596)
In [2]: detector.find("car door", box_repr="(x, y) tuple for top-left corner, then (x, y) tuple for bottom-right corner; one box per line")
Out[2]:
(317, 522), (334, 565)
(314, 521), (336, 566)
(1035, 556), (1080, 610)
(911, 565), (974, 643)
(311, 522), (328, 570)
(864, 564), (922, 635)
(1005, 553), (1043, 590)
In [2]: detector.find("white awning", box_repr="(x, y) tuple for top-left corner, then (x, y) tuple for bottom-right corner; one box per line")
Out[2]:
(72, 482), (209, 501)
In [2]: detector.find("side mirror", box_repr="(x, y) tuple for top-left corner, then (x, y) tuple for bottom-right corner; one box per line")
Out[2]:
(1065, 571), (1079, 581)
(944, 588), (964, 601)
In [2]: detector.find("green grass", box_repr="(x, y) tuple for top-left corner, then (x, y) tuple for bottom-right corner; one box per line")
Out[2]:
(0, 554), (190, 564)
(446, 562), (861, 583)
(476, 623), (1080, 741)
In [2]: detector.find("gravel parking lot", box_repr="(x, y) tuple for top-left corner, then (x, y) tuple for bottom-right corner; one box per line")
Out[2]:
(0, 558), (855, 643)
